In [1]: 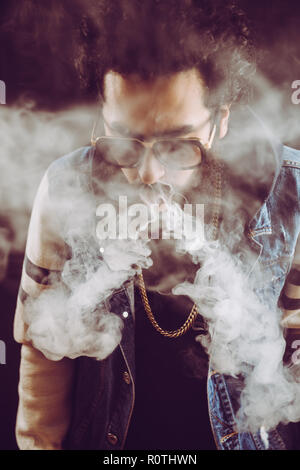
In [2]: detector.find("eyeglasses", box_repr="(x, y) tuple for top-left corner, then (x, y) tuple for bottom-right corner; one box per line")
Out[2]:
(91, 123), (216, 171)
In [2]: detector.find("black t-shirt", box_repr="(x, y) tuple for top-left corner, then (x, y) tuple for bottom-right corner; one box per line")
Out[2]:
(124, 287), (216, 450)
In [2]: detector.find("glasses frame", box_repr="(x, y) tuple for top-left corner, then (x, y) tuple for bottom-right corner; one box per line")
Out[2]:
(91, 122), (216, 171)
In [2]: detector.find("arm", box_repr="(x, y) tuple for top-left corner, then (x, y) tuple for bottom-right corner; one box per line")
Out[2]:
(14, 170), (75, 450)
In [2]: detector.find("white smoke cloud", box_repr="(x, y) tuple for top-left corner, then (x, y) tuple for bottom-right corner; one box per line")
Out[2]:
(1, 67), (300, 439)
(173, 241), (292, 430)
(0, 101), (98, 249)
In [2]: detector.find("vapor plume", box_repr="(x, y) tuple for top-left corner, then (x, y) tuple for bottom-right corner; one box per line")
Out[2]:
(1, 67), (300, 437)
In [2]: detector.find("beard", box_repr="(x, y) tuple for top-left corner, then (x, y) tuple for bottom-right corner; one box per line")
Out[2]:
(133, 162), (218, 293)
(136, 161), (216, 210)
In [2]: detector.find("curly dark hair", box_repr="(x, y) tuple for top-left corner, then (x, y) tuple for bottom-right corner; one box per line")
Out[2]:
(73, 0), (256, 109)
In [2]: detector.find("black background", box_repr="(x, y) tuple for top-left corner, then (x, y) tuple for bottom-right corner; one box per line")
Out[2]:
(0, 0), (299, 450)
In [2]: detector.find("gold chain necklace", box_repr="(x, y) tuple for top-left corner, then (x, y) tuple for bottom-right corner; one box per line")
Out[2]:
(137, 160), (223, 338)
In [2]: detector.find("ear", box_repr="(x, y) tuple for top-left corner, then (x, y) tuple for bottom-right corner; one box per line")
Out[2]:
(218, 105), (231, 139)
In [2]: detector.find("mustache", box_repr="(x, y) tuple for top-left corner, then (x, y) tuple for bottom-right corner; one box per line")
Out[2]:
(137, 180), (190, 207)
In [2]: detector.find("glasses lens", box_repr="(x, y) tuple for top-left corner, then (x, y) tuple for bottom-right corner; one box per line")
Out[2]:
(96, 138), (144, 167)
(154, 140), (203, 169)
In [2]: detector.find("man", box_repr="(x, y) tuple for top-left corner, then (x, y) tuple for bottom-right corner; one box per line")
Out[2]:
(14, 0), (300, 450)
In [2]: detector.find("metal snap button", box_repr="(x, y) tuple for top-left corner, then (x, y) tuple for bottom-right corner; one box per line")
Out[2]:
(122, 311), (129, 318)
(123, 371), (131, 385)
(107, 432), (118, 446)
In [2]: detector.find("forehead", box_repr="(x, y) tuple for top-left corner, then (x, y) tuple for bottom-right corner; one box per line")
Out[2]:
(102, 69), (210, 134)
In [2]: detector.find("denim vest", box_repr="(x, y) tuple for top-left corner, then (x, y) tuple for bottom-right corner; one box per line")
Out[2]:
(60, 142), (300, 450)
(207, 145), (300, 450)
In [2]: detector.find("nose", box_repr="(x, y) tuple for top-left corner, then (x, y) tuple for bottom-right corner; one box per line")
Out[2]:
(138, 148), (165, 184)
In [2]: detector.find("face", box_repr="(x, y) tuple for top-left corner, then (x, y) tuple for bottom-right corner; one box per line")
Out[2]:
(102, 69), (230, 204)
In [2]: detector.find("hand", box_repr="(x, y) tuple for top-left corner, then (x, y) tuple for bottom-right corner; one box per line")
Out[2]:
(100, 238), (153, 273)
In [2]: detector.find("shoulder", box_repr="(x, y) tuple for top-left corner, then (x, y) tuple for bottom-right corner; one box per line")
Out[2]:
(45, 145), (94, 198)
(279, 146), (300, 201)
(281, 145), (300, 168)
(30, 145), (95, 244)
(46, 145), (93, 180)
(266, 145), (300, 226)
